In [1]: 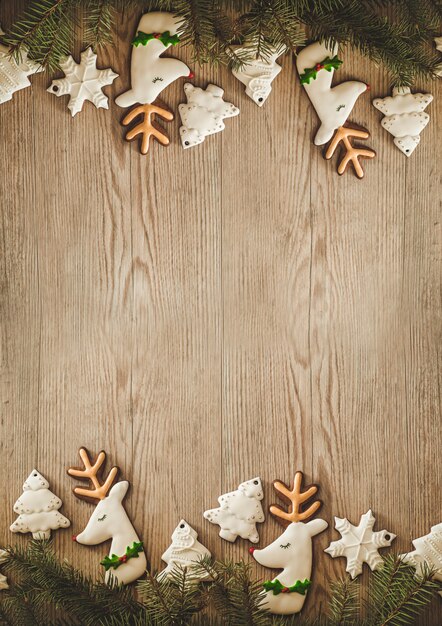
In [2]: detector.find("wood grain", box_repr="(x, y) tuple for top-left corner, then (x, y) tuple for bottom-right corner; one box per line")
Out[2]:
(0, 6), (441, 623)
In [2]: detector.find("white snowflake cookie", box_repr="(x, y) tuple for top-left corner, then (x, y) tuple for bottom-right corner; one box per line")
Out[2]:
(47, 47), (118, 116)
(324, 509), (396, 578)
(203, 477), (264, 543)
(179, 83), (239, 149)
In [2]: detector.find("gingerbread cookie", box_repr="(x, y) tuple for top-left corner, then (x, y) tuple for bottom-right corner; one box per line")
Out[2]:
(10, 469), (70, 540)
(68, 448), (147, 585)
(250, 472), (328, 615)
(161, 520), (211, 580)
(203, 477), (264, 543)
(231, 46), (285, 106)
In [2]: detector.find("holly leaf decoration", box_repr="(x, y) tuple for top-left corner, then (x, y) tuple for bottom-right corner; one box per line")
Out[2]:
(132, 30), (181, 47)
(100, 542), (144, 571)
(263, 578), (311, 596)
(299, 55), (343, 84)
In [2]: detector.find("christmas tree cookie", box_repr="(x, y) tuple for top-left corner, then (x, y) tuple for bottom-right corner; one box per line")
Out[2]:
(10, 470), (70, 540)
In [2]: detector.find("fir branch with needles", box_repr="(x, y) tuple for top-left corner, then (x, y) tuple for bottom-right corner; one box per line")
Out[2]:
(0, 543), (440, 625)
(0, 0), (441, 83)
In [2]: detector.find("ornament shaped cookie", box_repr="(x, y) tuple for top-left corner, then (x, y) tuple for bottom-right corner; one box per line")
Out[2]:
(203, 477), (264, 542)
(115, 12), (191, 108)
(324, 510), (396, 578)
(179, 83), (239, 148)
(400, 523), (442, 589)
(47, 47), (118, 116)
(0, 550), (9, 590)
(231, 46), (285, 106)
(373, 87), (433, 157)
(161, 520), (211, 580)
(0, 29), (43, 104)
(250, 472), (328, 615)
(10, 469), (70, 540)
(296, 42), (368, 145)
(68, 448), (147, 585)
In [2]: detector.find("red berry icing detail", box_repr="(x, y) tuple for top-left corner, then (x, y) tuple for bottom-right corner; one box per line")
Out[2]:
(119, 555), (128, 563)
(282, 587), (289, 593)
(154, 33), (160, 38)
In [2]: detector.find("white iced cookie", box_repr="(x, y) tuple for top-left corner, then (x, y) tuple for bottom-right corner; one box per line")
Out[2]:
(69, 448), (147, 585)
(232, 46), (285, 106)
(250, 472), (327, 615)
(47, 47), (118, 116)
(296, 41), (368, 145)
(203, 477), (264, 542)
(10, 469), (70, 540)
(324, 510), (396, 578)
(400, 523), (442, 591)
(373, 87), (433, 157)
(0, 550), (9, 590)
(435, 37), (442, 77)
(179, 83), (239, 148)
(0, 29), (43, 105)
(115, 12), (191, 108)
(160, 519), (211, 580)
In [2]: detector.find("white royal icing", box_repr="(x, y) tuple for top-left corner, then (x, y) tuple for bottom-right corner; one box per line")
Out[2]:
(179, 83), (239, 148)
(373, 87), (433, 157)
(115, 12), (191, 107)
(160, 519), (211, 580)
(400, 522), (442, 591)
(0, 31), (43, 105)
(203, 477), (264, 543)
(232, 46), (285, 106)
(296, 41), (368, 145)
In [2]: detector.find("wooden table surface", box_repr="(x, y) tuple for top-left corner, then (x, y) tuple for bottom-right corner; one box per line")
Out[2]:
(1, 6), (441, 624)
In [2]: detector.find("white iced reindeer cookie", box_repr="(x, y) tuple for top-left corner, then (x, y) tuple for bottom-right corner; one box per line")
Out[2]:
(116, 12), (192, 154)
(203, 477), (264, 543)
(250, 472), (328, 615)
(179, 83), (239, 148)
(115, 12), (191, 108)
(232, 46), (285, 106)
(68, 448), (147, 585)
(373, 87), (433, 157)
(161, 520), (211, 580)
(296, 42), (368, 145)
(10, 469), (70, 540)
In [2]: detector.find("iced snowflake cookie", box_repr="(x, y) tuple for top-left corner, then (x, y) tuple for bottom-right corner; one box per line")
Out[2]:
(250, 472), (328, 615)
(47, 48), (118, 116)
(324, 510), (396, 578)
(373, 87), (433, 157)
(68, 448), (147, 585)
(231, 46), (285, 106)
(161, 520), (211, 580)
(179, 83), (239, 148)
(203, 477), (264, 542)
(400, 523), (442, 589)
(10, 469), (70, 540)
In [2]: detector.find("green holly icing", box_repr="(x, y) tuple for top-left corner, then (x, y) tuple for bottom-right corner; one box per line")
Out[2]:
(263, 578), (311, 596)
(132, 30), (181, 47)
(299, 55), (343, 84)
(100, 541), (144, 571)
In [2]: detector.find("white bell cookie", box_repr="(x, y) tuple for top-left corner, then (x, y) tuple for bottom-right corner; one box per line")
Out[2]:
(232, 46), (285, 106)
(161, 519), (211, 580)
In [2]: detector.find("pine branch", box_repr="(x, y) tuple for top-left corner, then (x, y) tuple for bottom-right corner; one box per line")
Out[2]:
(327, 577), (360, 625)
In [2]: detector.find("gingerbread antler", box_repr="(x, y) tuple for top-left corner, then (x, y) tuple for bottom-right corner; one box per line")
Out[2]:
(325, 125), (376, 178)
(68, 448), (119, 502)
(122, 103), (174, 154)
(270, 471), (322, 525)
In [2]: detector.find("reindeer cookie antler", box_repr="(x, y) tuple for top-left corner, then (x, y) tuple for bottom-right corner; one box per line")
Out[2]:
(270, 471), (322, 526)
(67, 448), (119, 503)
